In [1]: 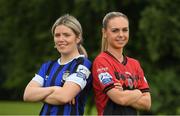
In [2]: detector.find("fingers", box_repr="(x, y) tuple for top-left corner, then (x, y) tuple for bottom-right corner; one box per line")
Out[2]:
(72, 98), (75, 105)
(114, 83), (121, 86)
(114, 83), (123, 91)
(69, 98), (75, 105)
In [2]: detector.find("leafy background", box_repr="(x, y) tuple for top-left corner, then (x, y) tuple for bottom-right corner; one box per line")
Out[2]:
(0, 0), (179, 114)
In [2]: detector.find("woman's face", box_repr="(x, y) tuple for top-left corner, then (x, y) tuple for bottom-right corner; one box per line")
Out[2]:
(54, 25), (80, 56)
(104, 17), (129, 50)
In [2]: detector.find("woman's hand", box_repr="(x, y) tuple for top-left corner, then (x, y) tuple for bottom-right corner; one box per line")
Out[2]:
(69, 98), (75, 105)
(114, 82), (123, 91)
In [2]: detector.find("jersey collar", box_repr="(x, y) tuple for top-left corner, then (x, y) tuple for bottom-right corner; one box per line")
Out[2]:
(104, 51), (127, 65)
(58, 55), (85, 65)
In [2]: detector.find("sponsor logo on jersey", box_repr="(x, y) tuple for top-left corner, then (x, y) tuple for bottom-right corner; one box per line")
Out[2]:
(76, 65), (90, 80)
(97, 67), (108, 72)
(98, 72), (112, 85)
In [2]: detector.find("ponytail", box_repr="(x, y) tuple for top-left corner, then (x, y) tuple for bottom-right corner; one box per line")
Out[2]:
(101, 32), (108, 52)
(78, 44), (88, 57)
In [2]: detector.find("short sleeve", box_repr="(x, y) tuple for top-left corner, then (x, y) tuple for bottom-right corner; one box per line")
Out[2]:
(92, 58), (115, 93)
(136, 61), (150, 93)
(32, 74), (44, 86)
(31, 61), (51, 86)
(66, 59), (91, 90)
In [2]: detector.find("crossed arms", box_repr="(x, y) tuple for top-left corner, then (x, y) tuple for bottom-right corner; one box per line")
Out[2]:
(23, 80), (81, 105)
(107, 84), (151, 111)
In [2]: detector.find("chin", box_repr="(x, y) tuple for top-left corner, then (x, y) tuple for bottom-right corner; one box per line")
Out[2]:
(114, 45), (125, 49)
(57, 49), (67, 54)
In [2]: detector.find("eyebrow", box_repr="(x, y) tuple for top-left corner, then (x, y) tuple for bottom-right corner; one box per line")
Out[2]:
(111, 26), (128, 29)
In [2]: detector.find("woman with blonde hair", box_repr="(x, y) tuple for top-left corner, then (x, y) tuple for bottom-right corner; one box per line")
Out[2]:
(93, 12), (151, 115)
(24, 14), (92, 115)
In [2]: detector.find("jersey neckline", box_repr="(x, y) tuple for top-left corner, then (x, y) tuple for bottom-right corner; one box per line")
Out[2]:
(104, 51), (127, 65)
(58, 55), (85, 65)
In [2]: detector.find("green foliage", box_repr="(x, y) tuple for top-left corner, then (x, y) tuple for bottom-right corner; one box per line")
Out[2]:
(0, 0), (179, 114)
(149, 69), (180, 114)
(139, 0), (180, 114)
(139, 0), (180, 62)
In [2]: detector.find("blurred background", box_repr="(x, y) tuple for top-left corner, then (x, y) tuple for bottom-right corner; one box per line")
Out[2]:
(0, 0), (179, 115)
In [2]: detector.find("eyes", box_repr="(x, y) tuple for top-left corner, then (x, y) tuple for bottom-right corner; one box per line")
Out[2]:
(54, 33), (71, 38)
(111, 28), (129, 33)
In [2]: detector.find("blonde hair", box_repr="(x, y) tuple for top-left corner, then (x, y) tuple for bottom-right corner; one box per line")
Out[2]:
(52, 14), (88, 57)
(101, 12), (129, 51)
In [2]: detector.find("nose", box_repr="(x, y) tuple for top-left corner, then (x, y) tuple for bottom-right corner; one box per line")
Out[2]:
(118, 30), (123, 37)
(55, 35), (65, 42)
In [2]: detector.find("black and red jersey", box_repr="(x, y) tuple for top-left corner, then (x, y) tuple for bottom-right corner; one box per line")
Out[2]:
(92, 51), (150, 115)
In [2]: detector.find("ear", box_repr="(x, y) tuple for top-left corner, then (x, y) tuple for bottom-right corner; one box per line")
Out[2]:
(76, 36), (81, 44)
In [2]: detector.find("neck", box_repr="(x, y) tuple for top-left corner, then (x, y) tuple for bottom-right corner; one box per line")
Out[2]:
(60, 50), (80, 64)
(107, 48), (123, 62)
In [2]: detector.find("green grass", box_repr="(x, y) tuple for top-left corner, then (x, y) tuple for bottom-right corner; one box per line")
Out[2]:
(0, 101), (42, 115)
(0, 101), (97, 115)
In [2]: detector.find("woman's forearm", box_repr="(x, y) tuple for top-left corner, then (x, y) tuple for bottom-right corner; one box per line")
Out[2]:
(23, 81), (54, 102)
(119, 89), (143, 106)
(44, 92), (66, 105)
(43, 82), (81, 105)
(130, 92), (151, 110)
(107, 88), (142, 106)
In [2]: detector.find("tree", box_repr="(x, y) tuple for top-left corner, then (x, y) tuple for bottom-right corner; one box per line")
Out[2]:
(139, 0), (180, 114)
(0, 0), (179, 114)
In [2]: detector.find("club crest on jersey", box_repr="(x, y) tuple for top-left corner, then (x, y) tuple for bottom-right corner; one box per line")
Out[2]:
(98, 72), (112, 85)
(62, 71), (70, 83)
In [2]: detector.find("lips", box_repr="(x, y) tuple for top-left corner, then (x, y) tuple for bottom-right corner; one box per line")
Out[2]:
(56, 43), (67, 47)
(116, 39), (125, 43)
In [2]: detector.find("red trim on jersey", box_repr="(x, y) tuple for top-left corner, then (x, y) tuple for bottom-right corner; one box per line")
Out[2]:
(92, 51), (150, 115)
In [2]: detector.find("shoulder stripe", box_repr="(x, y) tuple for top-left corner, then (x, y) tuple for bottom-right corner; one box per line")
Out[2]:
(103, 83), (115, 93)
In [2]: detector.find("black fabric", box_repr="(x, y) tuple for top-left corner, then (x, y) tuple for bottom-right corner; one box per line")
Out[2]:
(103, 83), (115, 93)
(40, 57), (86, 115)
(39, 104), (45, 115)
(103, 99), (137, 115)
(45, 65), (64, 115)
(141, 88), (150, 93)
(46, 60), (56, 76)
(40, 60), (56, 115)
(77, 68), (92, 115)
(56, 60), (75, 115)
(57, 105), (65, 115)
(70, 57), (84, 115)
(50, 65), (64, 86)
(44, 60), (56, 86)
(74, 57), (84, 71)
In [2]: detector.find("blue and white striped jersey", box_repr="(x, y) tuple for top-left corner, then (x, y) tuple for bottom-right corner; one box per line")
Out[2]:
(32, 55), (92, 115)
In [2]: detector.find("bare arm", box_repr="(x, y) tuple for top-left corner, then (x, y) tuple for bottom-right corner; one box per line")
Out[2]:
(107, 88), (142, 106)
(44, 81), (81, 105)
(23, 80), (54, 102)
(130, 92), (151, 111)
